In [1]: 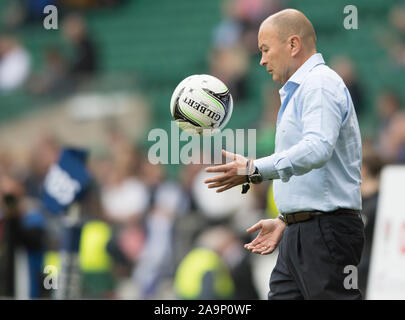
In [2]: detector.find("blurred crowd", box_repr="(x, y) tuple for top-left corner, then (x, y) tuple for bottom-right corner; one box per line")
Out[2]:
(0, 128), (269, 299)
(0, 11), (98, 95)
(1, 0), (405, 300)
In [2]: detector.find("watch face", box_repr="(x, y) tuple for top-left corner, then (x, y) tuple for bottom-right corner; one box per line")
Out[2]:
(250, 174), (263, 184)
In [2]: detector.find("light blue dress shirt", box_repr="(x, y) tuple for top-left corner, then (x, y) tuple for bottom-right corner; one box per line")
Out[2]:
(254, 53), (362, 214)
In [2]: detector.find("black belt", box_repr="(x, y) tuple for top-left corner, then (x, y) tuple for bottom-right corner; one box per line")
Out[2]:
(283, 208), (360, 226)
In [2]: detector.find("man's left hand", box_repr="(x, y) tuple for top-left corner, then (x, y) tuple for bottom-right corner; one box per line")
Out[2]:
(204, 149), (249, 193)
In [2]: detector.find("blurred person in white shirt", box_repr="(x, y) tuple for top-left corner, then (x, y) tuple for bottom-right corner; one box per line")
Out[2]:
(0, 34), (31, 92)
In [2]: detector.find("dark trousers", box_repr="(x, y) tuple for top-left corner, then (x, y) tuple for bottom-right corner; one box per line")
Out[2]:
(268, 212), (365, 300)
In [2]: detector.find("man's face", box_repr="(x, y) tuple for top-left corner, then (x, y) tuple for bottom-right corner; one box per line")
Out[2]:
(258, 24), (292, 84)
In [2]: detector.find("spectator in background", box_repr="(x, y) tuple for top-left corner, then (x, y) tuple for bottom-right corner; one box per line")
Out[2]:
(233, 0), (285, 54)
(97, 132), (148, 277)
(256, 83), (280, 158)
(213, 0), (285, 55)
(62, 13), (98, 87)
(0, 173), (47, 299)
(132, 160), (186, 299)
(386, 5), (405, 68)
(215, 227), (260, 300)
(174, 225), (259, 300)
(375, 90), (405, 163)
(0, 34), (31, 92)
(28, 46), (71, 96)
(2, 0), (126, 29)
(77, 182), (116, 299)
(172, 163), (204, 269)
(208, 44), (249, 101)
(24, 133), (60, 199)
(0, 173), (25, 298)
(358, 143), (384, 296)
(0, 152), (13, 178)
(330, 55), (365, 118)
(212, 0), (243, 50)
(2, 0), (55, 28)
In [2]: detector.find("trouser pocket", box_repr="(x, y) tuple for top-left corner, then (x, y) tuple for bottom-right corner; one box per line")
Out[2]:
(319, 214), (365, 266)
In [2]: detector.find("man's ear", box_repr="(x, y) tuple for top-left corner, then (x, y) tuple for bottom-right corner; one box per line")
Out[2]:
(289, 35), (302, 57)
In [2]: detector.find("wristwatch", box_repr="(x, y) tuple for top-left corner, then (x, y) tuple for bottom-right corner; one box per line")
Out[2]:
(248, 164), (263, 184)
(241, 159), (263, 194)
(278, 214), (287, 225)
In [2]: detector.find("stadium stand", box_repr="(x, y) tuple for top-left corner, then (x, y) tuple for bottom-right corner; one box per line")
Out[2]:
(1, 0), (404, 139)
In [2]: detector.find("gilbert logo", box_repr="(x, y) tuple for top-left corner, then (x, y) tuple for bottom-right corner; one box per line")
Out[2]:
(183, 97), (221, 121)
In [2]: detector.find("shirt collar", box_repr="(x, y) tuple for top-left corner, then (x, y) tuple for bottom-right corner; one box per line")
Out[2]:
(281, 53), (325, 91)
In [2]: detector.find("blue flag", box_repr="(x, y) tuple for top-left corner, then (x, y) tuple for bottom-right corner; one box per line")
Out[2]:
(42, 147), (91, 214)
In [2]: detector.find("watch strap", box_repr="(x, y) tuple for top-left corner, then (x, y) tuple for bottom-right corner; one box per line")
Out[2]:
(242, 158), (255, 194)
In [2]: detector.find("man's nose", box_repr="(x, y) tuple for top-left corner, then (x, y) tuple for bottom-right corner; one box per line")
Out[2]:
(260, 55), (267, 66)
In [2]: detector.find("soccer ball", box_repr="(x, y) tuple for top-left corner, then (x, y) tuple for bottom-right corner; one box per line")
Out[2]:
(170, 74), (233, 136)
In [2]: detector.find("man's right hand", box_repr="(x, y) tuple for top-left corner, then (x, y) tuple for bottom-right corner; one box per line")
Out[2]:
(244, 218), (286, 255)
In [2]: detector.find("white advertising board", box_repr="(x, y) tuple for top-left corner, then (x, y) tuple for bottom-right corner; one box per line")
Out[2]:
(367, 165), (405, 299)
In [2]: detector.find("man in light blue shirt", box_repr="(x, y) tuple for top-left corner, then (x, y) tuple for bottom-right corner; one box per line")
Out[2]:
(254, 51), (362, 214)
(205, 9), (365, 299)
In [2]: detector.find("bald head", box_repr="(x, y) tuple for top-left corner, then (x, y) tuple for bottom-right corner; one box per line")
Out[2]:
(258, 9), (317, 84)
(262, 9), (316, 51)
